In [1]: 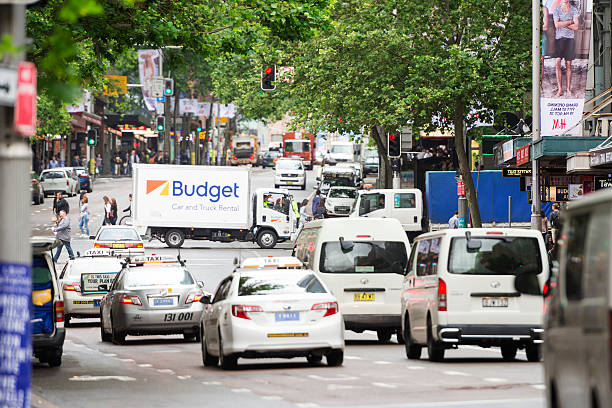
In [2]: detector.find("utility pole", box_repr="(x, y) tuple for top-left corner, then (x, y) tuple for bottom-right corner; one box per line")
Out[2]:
(0, 3), (33, 406)
(530, 0), (542, 231)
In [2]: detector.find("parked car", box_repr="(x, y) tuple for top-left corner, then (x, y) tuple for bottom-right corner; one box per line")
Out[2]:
(514, 188), (612, 407)
(402, 228), (548, 362)
(40, 167), (79, 197)
(74, 167), (92, 192)
(31, 237), (65, 367)
(31, 172), (45, 205)
(200, 268), (344, 369)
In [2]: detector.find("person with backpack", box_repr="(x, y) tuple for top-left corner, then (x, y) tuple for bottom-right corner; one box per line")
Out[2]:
(549, 203), (562, 243)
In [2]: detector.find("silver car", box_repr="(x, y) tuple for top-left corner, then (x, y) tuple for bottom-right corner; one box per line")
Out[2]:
(100, 258), (204, 344)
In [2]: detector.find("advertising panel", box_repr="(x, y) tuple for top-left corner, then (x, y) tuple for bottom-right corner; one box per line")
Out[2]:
(541, 0), (593, 135)
(137, 49), (162, 111)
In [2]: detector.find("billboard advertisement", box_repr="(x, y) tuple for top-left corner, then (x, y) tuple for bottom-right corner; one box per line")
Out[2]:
(541, 0), (592, 136)
(137, 49), (162, 111)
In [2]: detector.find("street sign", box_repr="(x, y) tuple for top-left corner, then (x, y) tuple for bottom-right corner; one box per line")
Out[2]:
(151, 77), (164, 97)
(13, 62), (36, 137)
(457, 180), (465, 196)
(0, 67), (17, 106)
(502, 168), (531, 178)
(103, 75), (127, 95)
(400, 127), (413, 153)
(277, 66), (295, 83)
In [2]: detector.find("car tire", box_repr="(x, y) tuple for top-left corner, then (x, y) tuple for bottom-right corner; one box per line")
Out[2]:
(396, 329), (405, 345)
(301, 183), (306, 190)
(183, 331), (198, 342)
(219, 331), (237, 370)
(404, 318), (422, 360)
(40, 194), (44, 204)
(426, 319), (445, 362)
(376, 328), (393, 343)
(274, 184), (279, 189)
(501, 344), (518, 362)
(111, 315), (126, 345)
(256, 230), (277, 249)
(100, 315), (112, 342)
(201, 327), (219, 367)
(526, 344), (542, 362)
(307, 355), (323, 364)
(64, 314), (72, 327)
(165, 229), (185, 248)
(326, 349), (344, 367)
(46, 349), (62, 367)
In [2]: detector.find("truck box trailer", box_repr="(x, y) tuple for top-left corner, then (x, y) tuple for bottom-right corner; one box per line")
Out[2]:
(132, 164), (296, 249)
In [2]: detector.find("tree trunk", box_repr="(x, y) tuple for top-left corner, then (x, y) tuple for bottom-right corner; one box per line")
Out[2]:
(453, 99), (482, 227)
(371, 125), (392, 188)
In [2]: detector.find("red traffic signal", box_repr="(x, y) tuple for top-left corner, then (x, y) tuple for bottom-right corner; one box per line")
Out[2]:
(387, 132), (401, 158)
(261, 66), (276, 91)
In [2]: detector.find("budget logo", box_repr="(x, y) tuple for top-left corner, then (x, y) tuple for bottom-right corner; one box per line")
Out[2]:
(146, 180), (169, 196)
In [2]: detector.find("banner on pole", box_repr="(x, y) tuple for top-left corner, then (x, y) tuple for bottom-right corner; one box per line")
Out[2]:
(137, 50), (162, 111)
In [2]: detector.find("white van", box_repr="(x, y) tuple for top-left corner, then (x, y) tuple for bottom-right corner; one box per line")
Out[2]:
(350, 189), (424, 239)
(292, 218), (410, 343)
(402, 228), (548, 362)
(515, 189), (612, 408)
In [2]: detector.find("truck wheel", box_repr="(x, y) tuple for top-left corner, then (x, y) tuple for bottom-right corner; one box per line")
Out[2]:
(301, 182), (306, 190)
(165, 229), (185, 248)
(257, 230), (277, 249)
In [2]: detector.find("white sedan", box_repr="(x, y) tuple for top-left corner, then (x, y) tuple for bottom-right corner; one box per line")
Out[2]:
(325, 186), (358, 216)
(92, 225), (144, 255)
(200, 269), (344, 369)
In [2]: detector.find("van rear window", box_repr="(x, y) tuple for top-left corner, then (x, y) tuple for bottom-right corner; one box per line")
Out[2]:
(448, 237), (542, 275)
(320, 241), (407, 274)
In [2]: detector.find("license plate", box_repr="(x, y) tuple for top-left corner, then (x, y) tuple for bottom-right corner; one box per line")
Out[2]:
(275, 312), (300, 322)
(112, 243), (126, 249)
(93, 299), (101, 307)
(482, 297), (508, 307)
(354, 293), (375, 301)
(267, 333), (308, 338)
(152, 297), (175, 307)
(286, 181), (293, 184)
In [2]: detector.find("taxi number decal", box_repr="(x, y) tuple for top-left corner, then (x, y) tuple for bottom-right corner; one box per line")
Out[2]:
(163, 312), (193, 322)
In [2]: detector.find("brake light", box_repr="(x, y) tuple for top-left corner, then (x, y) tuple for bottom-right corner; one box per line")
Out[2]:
(94, 243), (111, 248)
(63, 283), (81, 292)
(438, 278), (447, 311)
(356, 235), (371, 238)
(543, 282), (549, 297)
(232, 305), (263, 320)
(185, 291), (203, 304)
(312, 301), (338, 317)
(250, 156), (254, 160)
(55, 300), (64, 322)
(486, 231), (504, 235)
(120, 295), (142, 305)
(233, 156), (237, 160)
(125, 243), (144, 248)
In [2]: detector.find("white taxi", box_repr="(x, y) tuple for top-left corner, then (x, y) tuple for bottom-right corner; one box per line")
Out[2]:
(200, 268), (344, 369)
(59, 249), (124, 325)
(91, 225), (145, 254)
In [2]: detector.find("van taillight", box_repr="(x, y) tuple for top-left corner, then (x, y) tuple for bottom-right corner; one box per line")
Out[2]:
(55, 300), (64, 322)
(438, 278), (447, 311)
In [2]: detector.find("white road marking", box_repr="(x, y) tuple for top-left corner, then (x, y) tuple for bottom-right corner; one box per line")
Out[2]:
(119, 358), (135, 363)
(308, 374), (358, 381)
(406, 365), (425, 370)
(388, 398), (544, 407)
(231, 388), (252, 393)
(296, 403), (319, 408)
(177, 375), (191, 380)
(202, 381), (221, 385)
(483, 377), (507, 383)
(327, 384), (360, 391)
(532, 384), (546, 390)
(344, 355), (363, 360)
(102, 353), (117, 357)
(262, 396), (283, 401)
(70, 375), (136, 382)
(372, 382), (397, 389)
(373, 361), (392, 365)
(138, 364), (152, 368)
(156, 369), (175, 375)
(442, 371), (471, 377)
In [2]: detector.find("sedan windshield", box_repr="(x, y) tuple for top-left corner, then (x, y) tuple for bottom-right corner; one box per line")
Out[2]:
(238, 273), (326, 296)
(329, 188), (357, 199)
(97, 228), (140, 241)
(320, 178), (353, 193)
(124, 267), (194, 287)
(276, 160), (303, 170)
(448, 237), (542, 275)
(331, 145), (352, 154)
(320, 241), (407, 273)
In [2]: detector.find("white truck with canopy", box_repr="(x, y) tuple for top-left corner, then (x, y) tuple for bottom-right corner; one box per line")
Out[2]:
(131, 164), (296, 249)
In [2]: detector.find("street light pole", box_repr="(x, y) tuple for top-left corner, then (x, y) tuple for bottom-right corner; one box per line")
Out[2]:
(531, 0), (542, 231)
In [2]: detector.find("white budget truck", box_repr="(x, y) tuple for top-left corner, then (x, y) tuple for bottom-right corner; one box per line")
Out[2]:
(132, 164), (296, 249)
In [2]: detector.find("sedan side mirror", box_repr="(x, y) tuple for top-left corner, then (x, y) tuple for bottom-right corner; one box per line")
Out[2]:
(89, 235), (96, 240)
(197, 281), (204, 288)
(199, 294), (212, 304)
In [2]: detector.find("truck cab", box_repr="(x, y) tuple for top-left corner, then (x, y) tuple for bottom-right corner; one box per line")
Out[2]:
(253, 188), (297, 248)
(282, 132), (315, 170)
(350, 189), (424, 240)
(231, 136), (257, 166)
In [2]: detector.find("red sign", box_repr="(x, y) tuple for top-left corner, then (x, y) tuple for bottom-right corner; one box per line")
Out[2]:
(121, 125), (147, 131)
(457, 180), (465, 196)
(516, 145), (530, 166)
(13, 62), (37, 137)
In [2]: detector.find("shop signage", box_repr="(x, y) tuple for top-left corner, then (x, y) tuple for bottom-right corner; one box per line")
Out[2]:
(594, 176), (612, 190)
(502, 140), (513, 162)
(457, 180), (465, 196)
(503, 168), (531, 178)
(516, 145), (529, 166)
(590, 150), (612, 167)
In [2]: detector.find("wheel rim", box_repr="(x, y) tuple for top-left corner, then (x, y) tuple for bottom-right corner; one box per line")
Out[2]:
(261, 233), (273, 246)
(168, 232), (181, 245)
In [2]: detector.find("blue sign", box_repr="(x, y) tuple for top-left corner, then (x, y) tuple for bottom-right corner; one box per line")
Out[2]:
(0, 262), (31, 408)
(156, 96), (165, 102)
(458, 216), (467, 228)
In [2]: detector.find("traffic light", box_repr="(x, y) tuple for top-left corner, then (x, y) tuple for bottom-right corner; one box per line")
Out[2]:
(164, 79), (174, 96)
(205, 118), (211, 131)
(387, 132), (401, 158)
(156, 116), (165, 132)
(87, 129), (97, 146)
(196, 120), (202, 132)
(261, 66), (276, 91)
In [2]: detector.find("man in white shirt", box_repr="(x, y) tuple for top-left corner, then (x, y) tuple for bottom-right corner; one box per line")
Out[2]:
(448, 211), (459, 229)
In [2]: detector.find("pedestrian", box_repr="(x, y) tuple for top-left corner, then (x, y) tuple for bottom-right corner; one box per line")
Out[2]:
(312, 190), (321, 214)
(95, 153), (102, 174)
(290, 195), (300, 227)
(448, 211), (459, 229)
(79, 195), (89, 238)
(110, 198), (118, 225)
(540, 209), (549, 239)
(48, 155), (59, 169)
(113, 153), (121, 176)
(314, 199), (327, 219)
(53, 192), (69, 217)
(549, 203), (562, 243)
(299, 199), (309, 227)
(129, 149), (140, 176)
(53, 210), (75, 262)
(103, 196), (111, 225)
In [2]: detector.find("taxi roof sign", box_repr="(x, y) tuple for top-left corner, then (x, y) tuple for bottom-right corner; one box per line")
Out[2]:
(82, 248), (146, 258)
(240, 256), (303, 269)
(83, 248), (111, 257)
(129, 255), (181, 265)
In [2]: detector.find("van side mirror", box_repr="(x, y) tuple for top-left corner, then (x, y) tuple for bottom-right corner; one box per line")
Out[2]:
(513, 274), (542, 296)
(199, 294), (212, 304)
